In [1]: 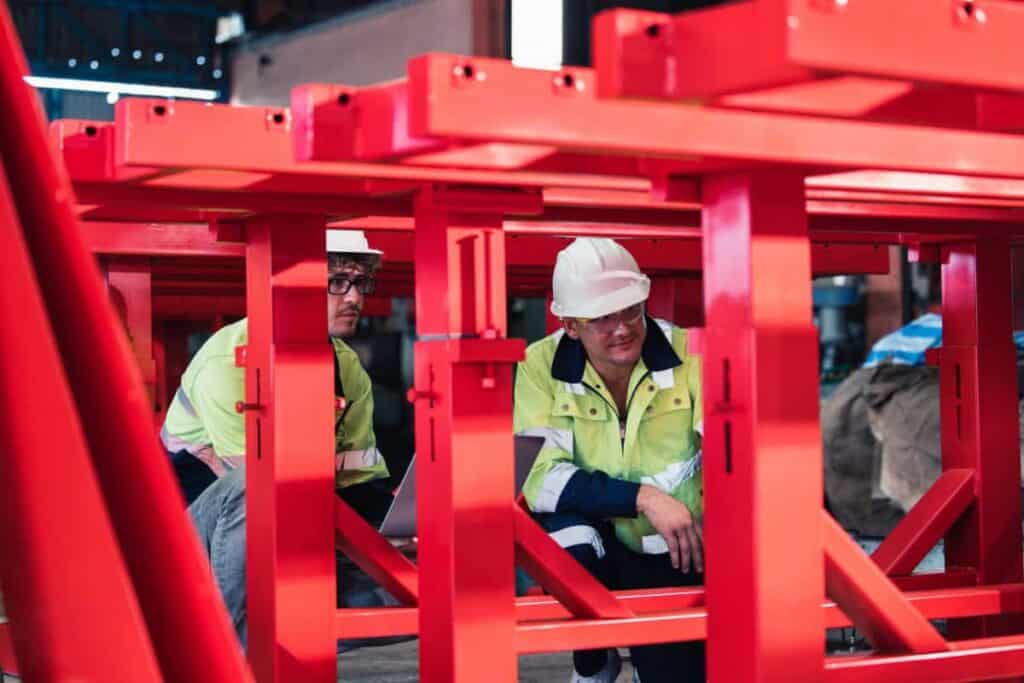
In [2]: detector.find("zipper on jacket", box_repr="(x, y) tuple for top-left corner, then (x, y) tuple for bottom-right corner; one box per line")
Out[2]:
(582, 370), (652, 451)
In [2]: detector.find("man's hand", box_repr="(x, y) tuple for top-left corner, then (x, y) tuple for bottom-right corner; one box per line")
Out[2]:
(636, 485), (704, 573)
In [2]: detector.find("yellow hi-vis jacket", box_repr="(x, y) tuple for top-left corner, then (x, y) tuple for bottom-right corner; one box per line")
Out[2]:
(161, 318), (389, 489)
(514, 317), (702, 554)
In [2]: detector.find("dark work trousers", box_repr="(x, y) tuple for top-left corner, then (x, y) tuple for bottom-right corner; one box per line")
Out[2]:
(168, 448), (218, 505)
(537, 513), (706, 683)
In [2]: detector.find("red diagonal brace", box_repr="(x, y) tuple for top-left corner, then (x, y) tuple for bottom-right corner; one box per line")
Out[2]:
(824, 511), (949, 654)
(872, 469), (976, 576)
(335, 498), (419, 606)
(513, 505), (634, 620)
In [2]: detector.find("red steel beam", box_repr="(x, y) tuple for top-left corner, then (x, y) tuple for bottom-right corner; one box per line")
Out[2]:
(872, 469), (976, 576)
(513, 504), (635, 620)
(407, 54), (1024, 179)
(59, 113), (1024, 240)
(411, 186), (524, 682)
(0, 154), (162, 682)
(334, 499), (419, 606)
(334, 583), (1024, 648)
(592, 2), (1024, 99)
(243, 217), (336, 683)
(826, 633), (1024, 683)
(84, 221), (245, 257)
(0, 5), (253, 682)
(941, 240), (1024, 640)
(701, 170), (825, 681)
(824, 511), (949, 654)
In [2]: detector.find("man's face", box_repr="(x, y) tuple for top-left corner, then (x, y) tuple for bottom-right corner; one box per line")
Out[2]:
(564, 302), (646, 371)
(327, 263), (373, 338)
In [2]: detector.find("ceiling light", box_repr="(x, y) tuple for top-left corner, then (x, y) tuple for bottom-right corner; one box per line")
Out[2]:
(24, 75), (219, 101)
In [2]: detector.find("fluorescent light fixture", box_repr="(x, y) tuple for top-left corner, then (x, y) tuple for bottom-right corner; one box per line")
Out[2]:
(511, 0), (563, 71)
(23, 75), (219, 101)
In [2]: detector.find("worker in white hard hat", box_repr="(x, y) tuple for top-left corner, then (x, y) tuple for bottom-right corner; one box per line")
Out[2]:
(161, 229), (395, 649)
(515, 237), (705, 683)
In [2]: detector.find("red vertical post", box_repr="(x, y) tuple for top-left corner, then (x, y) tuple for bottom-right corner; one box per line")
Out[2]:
(244, 216), (336, 683)
(0, 4), (252, 681)
(0, 161), (163, 683)
(411, 186), (524, 683)
(941, 240), (1023, 639)
(648, 275), (679, 322)
(701, 171), (824, 682)
(675, 275), (704, 328)
(108, 258), (157, 411)
(649, 276), (704, 327)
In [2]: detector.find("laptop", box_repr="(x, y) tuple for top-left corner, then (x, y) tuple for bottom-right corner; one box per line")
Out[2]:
(378, 435), (545, 538)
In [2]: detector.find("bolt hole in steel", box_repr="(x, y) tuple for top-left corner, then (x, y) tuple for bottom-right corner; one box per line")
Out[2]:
(461, 63), (474, 78)
(272, 112), (285, 124)
(562, 73), (574, 88)
(153, 104), (167, 116)
(337, 92), (351, 106)
(957, 0), (986, 23)
(84, 125), (97, 137)
(645, 23), (661, 38)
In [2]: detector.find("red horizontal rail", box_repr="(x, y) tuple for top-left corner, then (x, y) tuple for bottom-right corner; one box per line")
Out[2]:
(333, 583), (1024, 648)
(827, 632), (1024, 683)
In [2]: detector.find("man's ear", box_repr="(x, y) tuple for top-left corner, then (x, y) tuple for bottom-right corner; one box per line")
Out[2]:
(562, 318), (580, 340)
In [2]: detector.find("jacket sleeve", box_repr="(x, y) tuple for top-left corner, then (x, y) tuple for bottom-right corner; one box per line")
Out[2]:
(514, 354), (639, 518)
(335, 357), (389, 488)
(187, 358), (246, 459)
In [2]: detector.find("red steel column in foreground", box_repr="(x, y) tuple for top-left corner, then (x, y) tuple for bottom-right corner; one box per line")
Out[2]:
(245, 216), (336, 683)
(0, 3), (252, 681)
(0, 160), (163, 683)
(941, 240), (1024, 639)
(411, 187), (525, 682)
(701, 171), (825, 682)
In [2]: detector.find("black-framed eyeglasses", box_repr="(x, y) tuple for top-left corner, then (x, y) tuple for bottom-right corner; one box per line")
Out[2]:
(328, 275), (376, 296)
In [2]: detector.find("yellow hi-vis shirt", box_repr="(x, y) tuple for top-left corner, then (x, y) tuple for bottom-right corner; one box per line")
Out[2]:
(514, 317), (703, 554)
(161, 318), (388, 489)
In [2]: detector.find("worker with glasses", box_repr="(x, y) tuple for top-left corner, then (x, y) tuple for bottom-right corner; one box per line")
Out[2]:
(160, 229), (395, 650)
(515, 238), (705, 683)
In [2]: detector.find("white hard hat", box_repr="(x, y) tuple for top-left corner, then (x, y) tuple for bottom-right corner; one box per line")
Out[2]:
(550, 238), (650, 319)
(325, 229), (383, 256)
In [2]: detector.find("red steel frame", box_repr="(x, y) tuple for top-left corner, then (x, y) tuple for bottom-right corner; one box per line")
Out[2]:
(4, 1), (1024, 682)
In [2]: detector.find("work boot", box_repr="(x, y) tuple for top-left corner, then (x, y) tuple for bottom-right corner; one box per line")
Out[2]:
(570, 648), (621, 683)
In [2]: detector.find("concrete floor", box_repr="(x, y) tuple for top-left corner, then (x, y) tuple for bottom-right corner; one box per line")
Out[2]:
(0, 634), (638, 683)
(338, 641), (636, 682)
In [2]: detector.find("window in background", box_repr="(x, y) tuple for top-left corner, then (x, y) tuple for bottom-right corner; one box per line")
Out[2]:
(511, 0), (563, 71)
